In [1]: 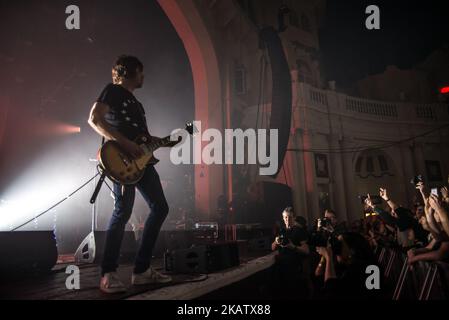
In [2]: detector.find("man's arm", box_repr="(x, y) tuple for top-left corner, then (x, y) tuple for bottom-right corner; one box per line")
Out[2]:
(315, 256), (326, 277)
(380, 188), (398, 211)
(409, 241), (449, 264)
(373, 206), (398, 227)
(429, 195), (449, 238)
(425, 204), (443, 239)
(416, 183), (441, 237)
(365, 194), (397, 227)
(410, 238), (436, 256)
(441, 187), (449, 206)
(271, 237), (280, 251)
(88, 102), (143, 158)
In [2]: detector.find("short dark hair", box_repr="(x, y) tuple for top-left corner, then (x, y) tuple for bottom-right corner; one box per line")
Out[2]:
(283, 206), (295, 216)
(112, 55), (143, 84)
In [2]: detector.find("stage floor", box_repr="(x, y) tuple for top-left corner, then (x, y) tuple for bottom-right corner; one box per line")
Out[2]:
(0, 252), (275, 300)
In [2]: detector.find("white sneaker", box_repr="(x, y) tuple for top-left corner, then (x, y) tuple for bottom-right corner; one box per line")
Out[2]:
(132, 267), (172, 285)
(100, 272), (127, 294)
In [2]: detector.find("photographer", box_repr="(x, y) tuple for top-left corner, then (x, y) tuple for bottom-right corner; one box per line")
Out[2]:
(315, 232), (379, 300)
(317, 209), (346, 236)
(310, 210), (345, 279)
(272, 207), (309, 254)
(270, 207), (310, 298)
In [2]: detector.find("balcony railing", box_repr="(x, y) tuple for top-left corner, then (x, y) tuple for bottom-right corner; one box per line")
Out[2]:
(297, 83), (448, 123)
(345, 97), (398, 118)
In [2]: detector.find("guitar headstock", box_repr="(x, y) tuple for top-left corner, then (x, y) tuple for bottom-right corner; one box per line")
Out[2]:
(185, 121), (198, 136)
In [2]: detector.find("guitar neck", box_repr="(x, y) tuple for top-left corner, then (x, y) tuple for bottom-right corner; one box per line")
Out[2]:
(144, 136), (172, 152)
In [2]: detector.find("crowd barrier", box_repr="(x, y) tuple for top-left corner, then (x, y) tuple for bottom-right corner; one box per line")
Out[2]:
(375, 246), (449, 300)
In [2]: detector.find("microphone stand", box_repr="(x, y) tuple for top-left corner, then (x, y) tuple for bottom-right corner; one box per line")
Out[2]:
(89, 159), (106, 232)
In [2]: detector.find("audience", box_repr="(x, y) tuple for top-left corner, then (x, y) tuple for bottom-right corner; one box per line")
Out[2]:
(269, 177), (449, 299)
(315, 232), (379, 299)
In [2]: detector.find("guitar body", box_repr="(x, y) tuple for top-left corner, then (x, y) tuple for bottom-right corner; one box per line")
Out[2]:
(97, 122), (193, 185)
(99, 134), (160, 185)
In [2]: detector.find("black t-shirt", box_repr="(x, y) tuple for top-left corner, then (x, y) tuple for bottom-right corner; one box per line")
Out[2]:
(278, 225), (308, 257)
(97, 83), (149, 140)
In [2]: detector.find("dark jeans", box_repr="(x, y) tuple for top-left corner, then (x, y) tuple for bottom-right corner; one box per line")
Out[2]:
(101, 165), (169, 275)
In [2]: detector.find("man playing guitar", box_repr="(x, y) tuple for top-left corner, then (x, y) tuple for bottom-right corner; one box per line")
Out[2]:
(88, 55), (172, 293)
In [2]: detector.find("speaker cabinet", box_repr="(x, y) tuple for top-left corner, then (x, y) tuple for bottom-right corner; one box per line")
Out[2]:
(0, 231), (58, 276)
(164, 242), (240, 274)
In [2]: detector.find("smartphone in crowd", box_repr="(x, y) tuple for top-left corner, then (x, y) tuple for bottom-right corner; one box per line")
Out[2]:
(431, 188), (438, 197)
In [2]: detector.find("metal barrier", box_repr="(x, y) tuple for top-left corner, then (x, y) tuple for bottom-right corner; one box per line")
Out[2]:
(376, 246), (449, 300)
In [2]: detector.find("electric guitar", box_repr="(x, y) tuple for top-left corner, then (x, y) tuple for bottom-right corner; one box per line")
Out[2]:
(98, 122), (194, 185)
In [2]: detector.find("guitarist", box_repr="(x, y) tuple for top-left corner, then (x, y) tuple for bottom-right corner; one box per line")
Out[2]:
(88, 55), (172, 293)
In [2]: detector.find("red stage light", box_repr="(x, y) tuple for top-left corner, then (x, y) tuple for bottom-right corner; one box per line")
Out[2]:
(35, 122), (81, 135)
(54, 124), (81, 134)
(440, 86), (449, 94)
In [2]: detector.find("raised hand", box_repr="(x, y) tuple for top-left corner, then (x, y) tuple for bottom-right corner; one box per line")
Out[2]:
(428, 194), (442, 211)
(441, 186), (449, 199)
(316, 246), (332, 259)
(364, 194), (374, 209)
(416, 181), (425, 192)
(379, 188), (389, 201)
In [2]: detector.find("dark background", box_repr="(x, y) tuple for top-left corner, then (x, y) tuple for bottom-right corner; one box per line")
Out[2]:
(320, 0), (449, 88)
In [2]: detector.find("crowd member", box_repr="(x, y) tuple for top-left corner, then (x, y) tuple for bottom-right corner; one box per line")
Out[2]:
(319, 209), (347, 235)
(365, 216), (396, 248)
(405, 182), (449, 264)
(364, 189), (426, 249)
(266, 178), (449, 300)
(407, 213), (449, 264)
(315, 232), (380, 299)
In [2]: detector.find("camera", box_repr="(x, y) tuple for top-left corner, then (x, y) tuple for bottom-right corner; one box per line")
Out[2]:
(278, 229), (289, 246)
(411, 175), (424, 186)
(318, 217), (332, 230)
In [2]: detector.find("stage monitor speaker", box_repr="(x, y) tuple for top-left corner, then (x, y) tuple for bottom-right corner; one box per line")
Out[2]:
(0, 231), (58, 276)
(247, 237), (272, 252)
(74, 231), (137, 264)
(164, 242), (240, 274)
(153, 230), (195, 258)
(259, 26), (292, 178)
